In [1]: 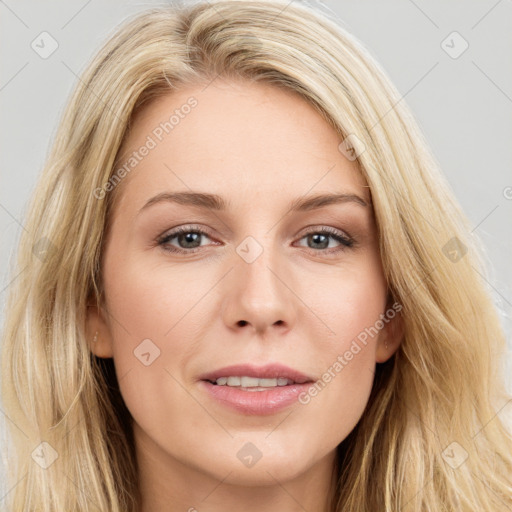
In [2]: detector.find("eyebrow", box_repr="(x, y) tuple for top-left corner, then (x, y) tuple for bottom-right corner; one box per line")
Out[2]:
(138, 190), (369, 215)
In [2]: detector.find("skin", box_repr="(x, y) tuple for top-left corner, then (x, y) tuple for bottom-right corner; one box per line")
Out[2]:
(87, 78), (403, 512)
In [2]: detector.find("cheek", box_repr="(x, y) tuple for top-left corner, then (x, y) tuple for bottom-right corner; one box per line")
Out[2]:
(309, 252), (388, 354)
(299, 255), (386, 437)
(104, 241), (387, 374)
(101, 254), (199, 438)
(102, 240), (387, 451)
(103, 250), (196, 343)
(101, 246), (220, 387)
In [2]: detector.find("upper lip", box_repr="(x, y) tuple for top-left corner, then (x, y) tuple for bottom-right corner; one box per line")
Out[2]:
(199, 363), (315, 384)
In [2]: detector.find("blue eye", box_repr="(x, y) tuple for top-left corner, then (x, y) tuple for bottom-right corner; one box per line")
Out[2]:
(159, 229), (210, 252)
(157, 226), (214, 254)
(157, 225), (355, 255)
(295, 227), (354, 252)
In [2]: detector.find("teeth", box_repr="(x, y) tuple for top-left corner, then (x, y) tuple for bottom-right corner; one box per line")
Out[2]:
(214, 376), (294, 387)
(241, 376), (261, 387)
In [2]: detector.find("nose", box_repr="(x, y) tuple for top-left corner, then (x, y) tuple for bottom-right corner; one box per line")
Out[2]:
(221, 241), (298, 336)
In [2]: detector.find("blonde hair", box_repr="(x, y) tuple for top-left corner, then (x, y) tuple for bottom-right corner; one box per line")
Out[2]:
(2, 0), (511, 510)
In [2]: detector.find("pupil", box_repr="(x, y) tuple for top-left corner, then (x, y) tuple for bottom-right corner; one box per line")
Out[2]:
(310, 233), (328, 249)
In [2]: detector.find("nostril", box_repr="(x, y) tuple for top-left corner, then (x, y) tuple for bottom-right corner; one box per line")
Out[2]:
(238, 320), (248, 326)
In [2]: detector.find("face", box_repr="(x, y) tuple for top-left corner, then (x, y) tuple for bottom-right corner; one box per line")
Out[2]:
(87, 78), (402, 496)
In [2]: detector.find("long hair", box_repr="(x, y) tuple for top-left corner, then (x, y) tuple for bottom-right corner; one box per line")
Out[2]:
(2, 1), (511, 510)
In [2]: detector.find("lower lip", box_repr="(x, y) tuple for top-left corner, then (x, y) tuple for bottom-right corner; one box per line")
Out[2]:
(199, 380), (312, 415)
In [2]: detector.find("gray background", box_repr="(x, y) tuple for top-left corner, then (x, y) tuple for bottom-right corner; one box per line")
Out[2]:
(1, 0), (511, 498)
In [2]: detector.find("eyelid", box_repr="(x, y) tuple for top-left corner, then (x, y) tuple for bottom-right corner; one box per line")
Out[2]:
(156, 224), (217, 246)
(156, 223), (356, 255)
(297, 224), (353, 241)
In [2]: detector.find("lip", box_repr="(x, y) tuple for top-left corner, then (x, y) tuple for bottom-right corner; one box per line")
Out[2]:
(198, 363), (315, 384)
(198, 363), (316, 416)
(199, 381), (313, 415)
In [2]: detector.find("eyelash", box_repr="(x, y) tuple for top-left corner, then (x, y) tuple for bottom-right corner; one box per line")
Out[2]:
(156, 224), (356, 256)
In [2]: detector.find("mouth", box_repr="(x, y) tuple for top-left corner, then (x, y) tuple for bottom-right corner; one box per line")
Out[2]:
(199, 362), (315, 387)
(205, 375), (304, 390)
(198, 363), (315, 415)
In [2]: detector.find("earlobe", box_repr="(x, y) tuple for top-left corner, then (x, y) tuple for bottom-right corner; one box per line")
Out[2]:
(375, 309), (404, 363)
(85, 303), (114, 358)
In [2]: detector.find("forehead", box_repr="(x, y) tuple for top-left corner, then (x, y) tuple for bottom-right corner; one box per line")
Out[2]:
(111, 79), (369, 218)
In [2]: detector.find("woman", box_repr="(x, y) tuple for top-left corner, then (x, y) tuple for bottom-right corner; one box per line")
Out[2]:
(2, 1), (511, 510)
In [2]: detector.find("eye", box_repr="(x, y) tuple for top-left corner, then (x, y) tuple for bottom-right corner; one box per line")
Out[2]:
(157, 225), (215, 254)
(156, 225), (356, 255)
(294, 226), (355, 254)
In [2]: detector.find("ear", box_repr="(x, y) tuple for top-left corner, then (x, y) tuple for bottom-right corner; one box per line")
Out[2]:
(375, 301), (404, 364)
(85, 298), (114, 358)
